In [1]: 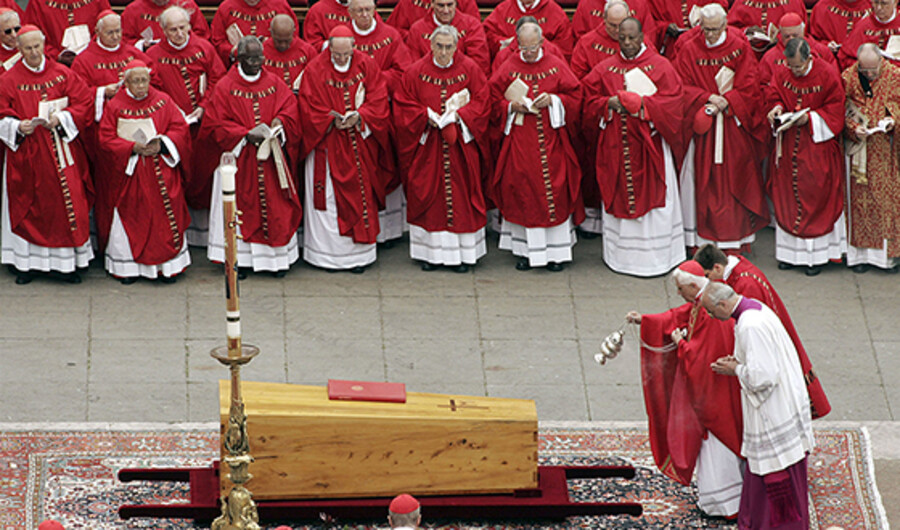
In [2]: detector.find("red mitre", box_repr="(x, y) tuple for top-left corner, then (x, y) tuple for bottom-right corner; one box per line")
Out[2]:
(389, 493), (420, 514)
(330, 25), (354, 39)
(617, 90), (642, 115)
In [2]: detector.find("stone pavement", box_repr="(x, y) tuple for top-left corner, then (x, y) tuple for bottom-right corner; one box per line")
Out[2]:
(1, 227), (898, 525)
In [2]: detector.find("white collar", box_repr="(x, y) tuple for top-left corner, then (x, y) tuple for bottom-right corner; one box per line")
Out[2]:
(97, 39), (120, 52)
(520, 47), (543, 63)
(168, 34), (190, 50)
(332, 56), (352, 72)
(433, 57), (453, 68)
(23, 56), (46, 73)
(2, 42), (15, 52)
(723, 255), (739, 280)
(876, 8), (897, 23)
(238, 63), (261, 82)
(126, 87), (148, 100)
(796, 58), (813, 77)
(621, 43), (647, 60)
(516, 0), (540, 12)
(705, 29), (727, 48)
(353, 17), (376, 36)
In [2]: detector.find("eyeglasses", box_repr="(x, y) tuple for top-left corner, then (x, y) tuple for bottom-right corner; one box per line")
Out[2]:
(700, 24), (726, 33)
(520, 43), (542, 52)
(3, 26), (21, 35)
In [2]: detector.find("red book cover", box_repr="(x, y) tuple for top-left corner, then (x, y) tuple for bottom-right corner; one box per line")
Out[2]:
(327, 379), (407, 403)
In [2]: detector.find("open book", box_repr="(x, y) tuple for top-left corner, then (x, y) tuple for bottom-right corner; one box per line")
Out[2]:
(328, 83), (366, 121)
(623, 68), (657, 97)
(505, 78), (539, 125)
(61, 25), (90, 54)
(863, 117), (894, 136)
(884, 35), (900, 58)
(715, 66), (734, 95)
(746, 23), (777, 47)
(31, 97), (69, 127)
(774, 108), (810, 133)
(117, 117), (160, 144)
(427, 88), (470, 129)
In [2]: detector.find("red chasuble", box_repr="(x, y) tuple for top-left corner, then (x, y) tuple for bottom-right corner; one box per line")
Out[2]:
(201, 68), (303, 246)
(809, 0), (871, 46)
(651, 0), (726, 55)
(393, 55), (489, 233)
(303, 0), (384, 51)
(406, 13), (491, 74)
(23, 0), (111, 58)
(352, 21), (412, 94)
(209, 0), (297, 64)
(583, 47), (683, 219)
(0, 59), (93, 248)
(262, 35), (318, 88)
(298, 52), (390, 244)
(675, 29), (770, 242)
(727, 0), (808, 29)
(639, 301), (743, 485)
(70, 40), (151, 110)
(487, 53), (584, 228)
(146, 36), (226, 209)
(121, 0), (210, 44)
(482, 0), (575, 59)
(766, 59), (845, 238)
(571, 0), (659, 43)
(385, 0), (480, 38)
(838, 11), (900, 69)
(758, 36), (837, 86)
(719, 257), (831, 418)
(97, 88), (190, 265)
(571, 27), (627, 79)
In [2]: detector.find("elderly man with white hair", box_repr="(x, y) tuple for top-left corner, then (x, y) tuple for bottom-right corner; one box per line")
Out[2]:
(121, 0), (209, 49)
(675, 3), (769, 256)
(624, 260), (744, 519)
(23, 0), (111, 65)
(98, 60), (192, 284)
(0, 25), (94, 284)
(0, 7), (21, 70)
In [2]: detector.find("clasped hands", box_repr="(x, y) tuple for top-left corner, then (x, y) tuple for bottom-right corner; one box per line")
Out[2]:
(18, 114), (61, 136)
(333, 112), (361, 130)
(133, 137), (162, 156)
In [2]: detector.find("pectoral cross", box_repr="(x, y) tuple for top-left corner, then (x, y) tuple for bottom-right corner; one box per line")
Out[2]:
(438, 399), (489, 412)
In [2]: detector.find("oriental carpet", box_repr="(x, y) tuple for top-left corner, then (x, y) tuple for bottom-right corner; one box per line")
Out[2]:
(0, 422), (887, 529)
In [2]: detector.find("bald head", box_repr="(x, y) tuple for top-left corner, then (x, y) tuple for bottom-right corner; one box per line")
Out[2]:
(270, 14), (295, 52)
(858, 43), (883, 80)
(604, 1), (630, 40)
(97, 13), (122, 48)
(348, 0), (376, 30)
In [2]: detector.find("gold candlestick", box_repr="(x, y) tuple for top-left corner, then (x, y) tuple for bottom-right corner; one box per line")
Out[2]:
(211, 153), (261, 530)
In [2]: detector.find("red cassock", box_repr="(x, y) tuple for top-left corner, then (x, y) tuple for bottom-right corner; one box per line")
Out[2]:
(146, 35), (226, 209)
(651, 0), (727, 55)
(571, 0), (659, 44)
(201, 68), (303, 247)
(298, 52), (391, 244)
(353, 22), (412, 94)
(570, 27), (622, 79)
(675, 29), (770, 242)
(583, 48), (684, 219)
(758, 36), (837, 86)
(97, 88), (191, 265)
(393, 55), (489, 233)
(766, 59), (845, 238)
(303, 0), (384, 51)
(262, 35), (318, 88)
(720, 257), (831, 418)
(121, 0), (210, 44)
(727, 0), (808, 29)
(482, 0), (575, 59)
(406, 13), (491, 74)
(487, 53), (584, 227)
(808, 0), (871, 46)
(209, 0), (297, 64)
(0, 59), (93, 248)
(837, 11), (900, 70)
(385, 0), (480, 38)
(23, 0), (111, 59)
(639, 301), (744, 485)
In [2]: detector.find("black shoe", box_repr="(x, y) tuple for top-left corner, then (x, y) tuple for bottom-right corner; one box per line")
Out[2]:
(451, 264), (469, 273)
(118, 276), (138, 285)
(420, 261), (438, 271)
(852, 264), (870, 274)
(15, 272), (32, 285)
(515, 257), (531, 271)
(272, 270), (287, 278)
(777, 262), (793, 270)
(237, 268), (249, 280)
(62, 272), (81, 284)
(804, 265), (822, 277)
(379, 240), (395, 250)
(159, 275), (177, 284)
(547, 262), (565, 272)
(350, 266), (366, 274)
(578, 230), (599, 240)
(886, 264), (900, 274)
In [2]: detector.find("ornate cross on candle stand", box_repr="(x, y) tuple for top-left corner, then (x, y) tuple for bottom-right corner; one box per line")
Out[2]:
(210, 153), (262, 530)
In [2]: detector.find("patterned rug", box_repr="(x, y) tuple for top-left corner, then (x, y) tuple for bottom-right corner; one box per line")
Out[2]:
(1, 422), (888, 529)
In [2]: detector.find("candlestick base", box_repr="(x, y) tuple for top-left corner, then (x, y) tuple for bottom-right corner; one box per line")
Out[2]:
(211, 345), (260, 367)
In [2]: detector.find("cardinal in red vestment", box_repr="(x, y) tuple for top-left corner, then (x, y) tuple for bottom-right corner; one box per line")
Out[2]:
(262, 14), (318, 89)
(651, 0), (726, 58)
(393, 25), (489, 272)
(571, 0), (658, 44)
(406, 0), (490, 74)
(121, 0), (209, 50)
(298, 26), (391, 272)
(758, 13), (838, 87)
(386, 0), (479, 38)
(582, 17), (686, 277)
(809, 0), (870, 52)
(303, 0), (384, 51)
(209, 0), (296, 64)
(0, 26), (94, 284)
(482, 0), (575, 59)
(838, 0), (900, 69)
(23, 0), (110, 65)
(488, 21), (583, 271)
(694, 243), (832, 418)
(0, 8), (22, 72)
(675, 4), (769, 253)
(202, 36), (303, 275)
(727, 0), (807, 33)
(766, 37), (846, 275)
(97, 61), (191, 283)
(626, 260), (743, 517)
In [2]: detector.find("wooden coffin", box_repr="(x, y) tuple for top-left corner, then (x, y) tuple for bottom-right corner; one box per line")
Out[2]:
(219, 380), (539, 500)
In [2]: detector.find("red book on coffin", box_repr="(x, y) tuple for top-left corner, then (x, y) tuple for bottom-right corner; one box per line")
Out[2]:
(327, 379), (407, 403)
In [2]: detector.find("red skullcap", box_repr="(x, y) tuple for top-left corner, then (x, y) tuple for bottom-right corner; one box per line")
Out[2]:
(273, 527), (293, 530)
(389, 493), (420, 514)
(779, 13), (803, 27)
(18, 24), (42, 37)
(692, 106), (714, 135)
(329, 25), (354, 38)
(678, 260), (706, 276)
(617, 90), (642, 115)
(38, 521), (65, 530)
(97, 9), (117, 19)
(125, 59), (150, 71)
(0, 7), (13, 13)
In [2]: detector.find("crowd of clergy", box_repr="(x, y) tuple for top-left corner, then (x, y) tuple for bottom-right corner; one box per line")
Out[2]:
(1, 0), (898, 285)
